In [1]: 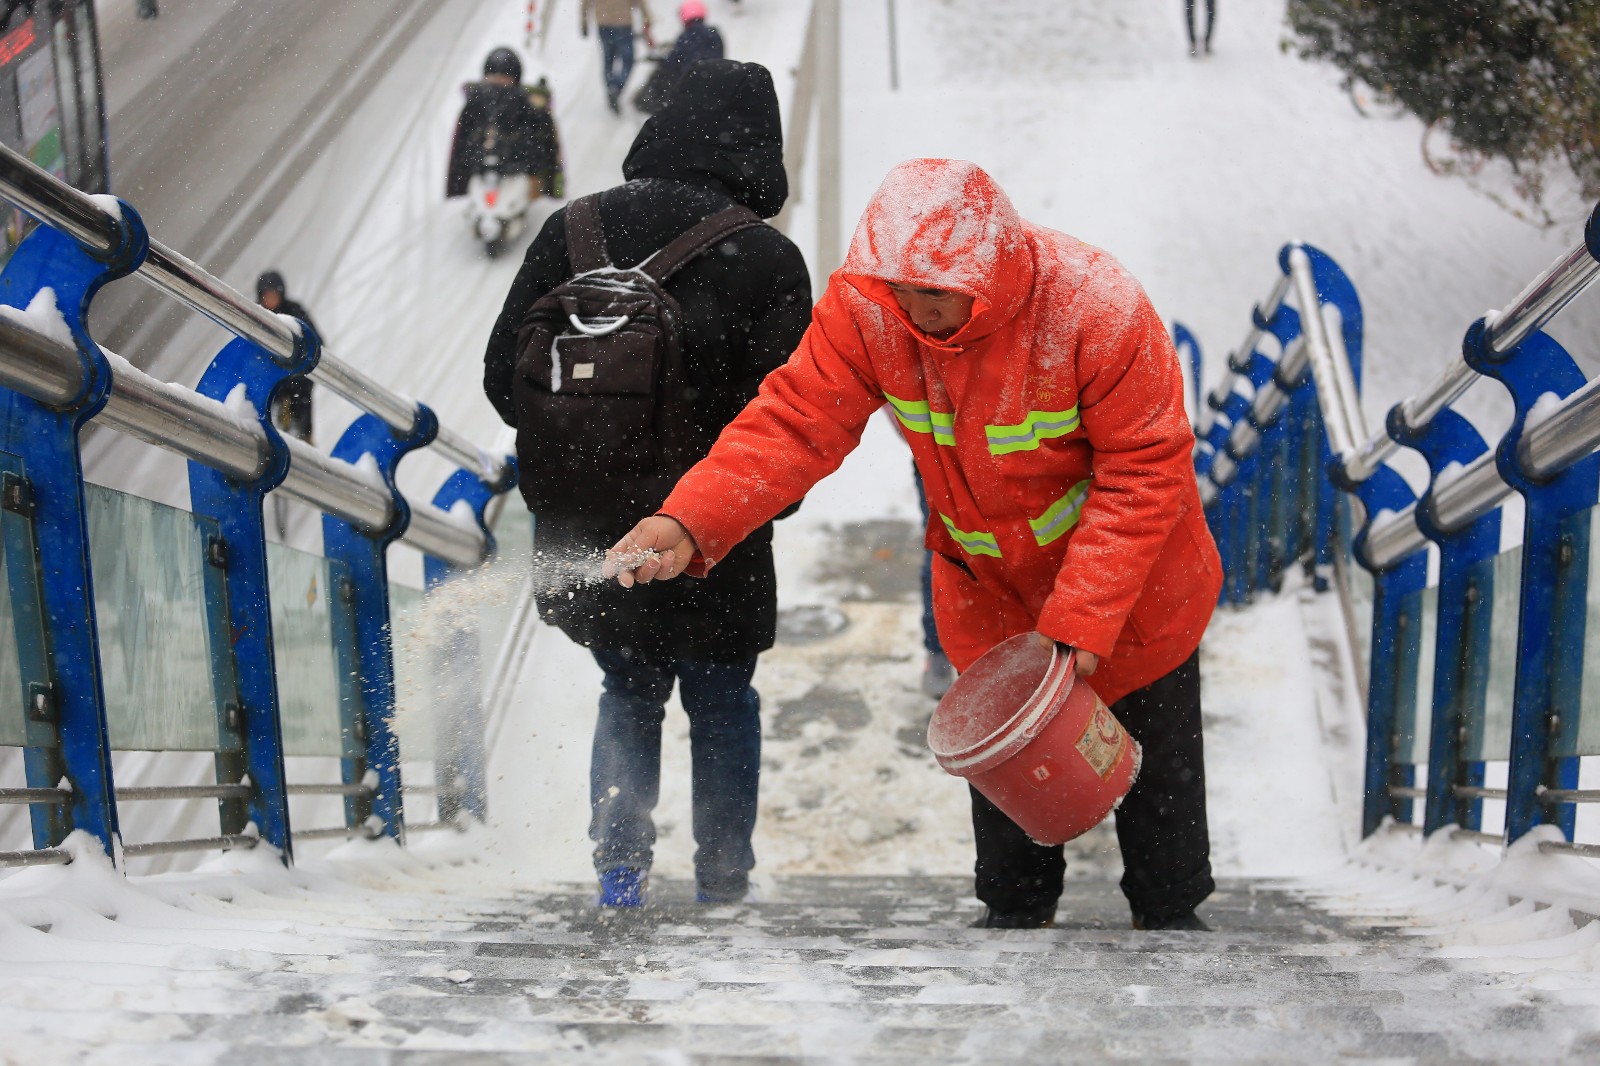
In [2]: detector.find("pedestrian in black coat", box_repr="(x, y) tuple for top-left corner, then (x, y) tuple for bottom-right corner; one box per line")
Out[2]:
(634, 9), (725, 114)
(256, 270), (316, 444)
(482, 59), (811, 906)
(485, 58), (809, 663)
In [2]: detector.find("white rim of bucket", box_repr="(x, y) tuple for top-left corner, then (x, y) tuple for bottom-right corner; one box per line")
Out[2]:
(936, 647), (1074, 773)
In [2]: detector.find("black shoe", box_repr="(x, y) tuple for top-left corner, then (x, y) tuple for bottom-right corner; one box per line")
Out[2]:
(970, 904), (1056, 929)
(1133, 910), (1209, 931)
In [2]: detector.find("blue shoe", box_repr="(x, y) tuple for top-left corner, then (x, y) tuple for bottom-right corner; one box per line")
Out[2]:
(598, 867), (647, 908)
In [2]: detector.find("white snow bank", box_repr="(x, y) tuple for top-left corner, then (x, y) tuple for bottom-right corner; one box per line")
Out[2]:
(0, 287), (74, 347)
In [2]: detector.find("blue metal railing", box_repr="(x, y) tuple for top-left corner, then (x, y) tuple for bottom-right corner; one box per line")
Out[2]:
(1188, 201), (1600, 855)
(0, 139), (518, 869)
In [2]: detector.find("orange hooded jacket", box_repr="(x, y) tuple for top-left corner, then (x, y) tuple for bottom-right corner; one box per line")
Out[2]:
(660, 159), (1222, 704)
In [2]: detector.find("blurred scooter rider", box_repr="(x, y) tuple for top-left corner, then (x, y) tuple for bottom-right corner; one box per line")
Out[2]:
(446, 48), (559, 200)
(634, 2), (724, 115)
(255, 270), (316, 445)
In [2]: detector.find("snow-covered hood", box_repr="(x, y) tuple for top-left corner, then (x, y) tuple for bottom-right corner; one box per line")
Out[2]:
(840, 159), (1034, 347)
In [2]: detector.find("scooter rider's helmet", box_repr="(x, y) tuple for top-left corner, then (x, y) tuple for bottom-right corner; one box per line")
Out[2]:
(483, 47), (521, 83)
(679, 1), (707, 21)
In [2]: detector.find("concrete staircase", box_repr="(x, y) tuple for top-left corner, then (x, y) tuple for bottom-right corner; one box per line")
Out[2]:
(30, 873), (1598, 1063)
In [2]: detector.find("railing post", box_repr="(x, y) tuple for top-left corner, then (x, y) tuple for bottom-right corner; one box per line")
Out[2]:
(0, 210), (148, 856)
(321, 408), (439, 843)
(422, 463), (516, 824)
(1172, 321), (1203, 417)
(1348, 464), (1424, 836)
(187, 325), (319, 861)
(1463, 322), (1598, 842)
(1395, 409), (1499, 835)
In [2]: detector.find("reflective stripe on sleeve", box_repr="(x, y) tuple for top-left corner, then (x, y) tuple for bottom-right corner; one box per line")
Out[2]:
(1028, 480), (1091, 546)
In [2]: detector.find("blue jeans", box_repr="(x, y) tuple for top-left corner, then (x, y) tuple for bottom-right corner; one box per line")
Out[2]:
(597, 26), (635, 102)
(589, 648), (761, 898)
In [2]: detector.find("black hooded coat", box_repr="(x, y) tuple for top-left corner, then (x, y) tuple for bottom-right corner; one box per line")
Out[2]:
(483, 60), (812, 662)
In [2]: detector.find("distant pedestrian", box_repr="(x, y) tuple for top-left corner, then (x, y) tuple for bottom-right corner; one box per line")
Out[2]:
(581, 0), (654, 114)
(1185, 0), (1214, 56)
(255, 271), (316, 445)
(634, 2), (725, 115)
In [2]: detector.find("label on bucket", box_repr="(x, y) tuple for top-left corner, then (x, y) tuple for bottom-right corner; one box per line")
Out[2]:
(1075, 703), (1125, 780)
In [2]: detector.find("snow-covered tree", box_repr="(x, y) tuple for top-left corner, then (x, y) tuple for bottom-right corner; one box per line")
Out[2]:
(1286, 1), (1600, 204)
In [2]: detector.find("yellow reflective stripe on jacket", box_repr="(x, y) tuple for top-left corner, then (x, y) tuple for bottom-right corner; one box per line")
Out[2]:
(986, 407), (1081, 455)
(885, 393), (956, 446)
(939, 513), (1002, 558)
(1029, 480), (1091, 546)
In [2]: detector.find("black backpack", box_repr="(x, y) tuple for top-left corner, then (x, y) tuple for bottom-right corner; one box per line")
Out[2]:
(512, 194), (762, 522)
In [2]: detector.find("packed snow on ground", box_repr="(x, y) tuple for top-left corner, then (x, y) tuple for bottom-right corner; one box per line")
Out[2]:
(7, 0), (1600, 1047)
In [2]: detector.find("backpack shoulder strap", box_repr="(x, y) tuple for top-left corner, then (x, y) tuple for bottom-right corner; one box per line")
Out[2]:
(638, 206), (763, 284)
(563, 194), (611, 273)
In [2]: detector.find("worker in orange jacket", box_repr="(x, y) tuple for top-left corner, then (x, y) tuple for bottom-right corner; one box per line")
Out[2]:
(607, 159), (1223, 931)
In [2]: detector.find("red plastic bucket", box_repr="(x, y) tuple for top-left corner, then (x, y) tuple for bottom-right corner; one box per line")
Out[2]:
(927, 633), (1140, 845)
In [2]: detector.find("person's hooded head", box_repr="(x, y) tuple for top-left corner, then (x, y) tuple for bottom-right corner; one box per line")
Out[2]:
(622, 59), (788, 219)
(256, 269), (287, 311)
(840, 159), (1033, 347)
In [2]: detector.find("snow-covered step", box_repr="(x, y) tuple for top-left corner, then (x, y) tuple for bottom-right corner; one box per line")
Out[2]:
(10, 875), (1598, 1061)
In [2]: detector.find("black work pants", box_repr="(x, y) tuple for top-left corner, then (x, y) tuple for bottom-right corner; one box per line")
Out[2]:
(970, 650), (1213, 926)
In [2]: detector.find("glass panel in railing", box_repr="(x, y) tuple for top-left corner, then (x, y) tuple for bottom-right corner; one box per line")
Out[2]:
(1344, 560), (1374, 685)
(268, 542), (345, 758)
(1395, 584), (1437, 766)
(86, 484), (219, 751)
(389, 582), (434, 762)
(0, 531), (24, 747)
(1466, 548), (1519, 762)
(1564, 508), (1600, 757)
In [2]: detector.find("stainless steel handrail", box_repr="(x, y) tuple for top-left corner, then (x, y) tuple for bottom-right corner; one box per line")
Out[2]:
(1195, 274), (1292, 440)
(1288, 246), (1367, 461)
(1362, 362), (1600, 571)
(0, 787), (69, 804)
(287, 783), (374, 797)
(0, 317), (487, 567)
(1198, 335), (1310, 506)
(293, 825), (381, 843)
(117, 784), (252, 802)
(0, 847), (71, 867)
(1540, 839), (1600, 859)
(1539, 787), (1600, 805)
(0, 140), (510, 489)
(1452, 784), (1507, 800)
(1341, 209), (1600, 485)
(121, 833), (259, 858)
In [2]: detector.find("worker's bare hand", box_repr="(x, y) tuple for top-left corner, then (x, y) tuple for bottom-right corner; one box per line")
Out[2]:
(605, 517), (696, 587)
(1034, 632), (1099, 676)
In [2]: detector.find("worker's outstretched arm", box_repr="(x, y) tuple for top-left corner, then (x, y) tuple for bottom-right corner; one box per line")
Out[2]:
(608, 280), (885, 583)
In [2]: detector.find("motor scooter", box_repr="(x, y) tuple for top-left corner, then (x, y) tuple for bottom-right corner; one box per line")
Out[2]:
(465, 155), (533, 259)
